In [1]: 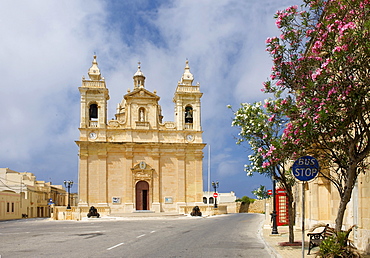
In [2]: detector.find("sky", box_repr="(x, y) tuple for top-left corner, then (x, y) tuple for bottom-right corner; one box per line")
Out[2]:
(0, 0), (301, 198)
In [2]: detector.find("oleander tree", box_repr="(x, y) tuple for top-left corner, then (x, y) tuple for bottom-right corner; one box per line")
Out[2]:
(229, 98), (297, 243)
(252, 185), (270, 200)
(263, 0), (370, 231)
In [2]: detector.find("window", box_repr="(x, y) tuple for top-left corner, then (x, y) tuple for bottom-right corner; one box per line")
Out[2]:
(7, 202), (10, 212)
(209, 197), (214, 204)
(185, 106), (193, 124)
(12, 202), (14, 212)
(89, 104), (98, 120)
(203, 197), (207, 204)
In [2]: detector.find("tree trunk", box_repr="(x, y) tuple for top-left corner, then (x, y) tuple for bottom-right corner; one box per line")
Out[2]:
(279, 171), (295, 243)
(287, 186), (295, 243)
(334, 165), (357, 232)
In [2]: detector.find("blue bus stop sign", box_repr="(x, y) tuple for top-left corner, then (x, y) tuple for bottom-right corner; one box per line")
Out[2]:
(292, 156), (319, 181)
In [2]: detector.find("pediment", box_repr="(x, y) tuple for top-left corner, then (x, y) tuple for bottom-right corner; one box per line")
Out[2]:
(2, 190), (16, 193)
(124, 88), (160, 100)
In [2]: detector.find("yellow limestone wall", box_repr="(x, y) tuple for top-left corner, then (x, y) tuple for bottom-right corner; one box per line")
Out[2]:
(77, 57), (205, 215)
(295, 172), (370, 253)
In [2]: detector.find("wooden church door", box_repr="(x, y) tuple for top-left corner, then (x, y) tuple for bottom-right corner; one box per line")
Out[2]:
(135, 181), (149, 210)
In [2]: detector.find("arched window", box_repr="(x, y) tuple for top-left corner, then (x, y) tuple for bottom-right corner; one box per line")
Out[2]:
(203, 197), (207, 204)
(209, 197), (214, 204)
(89, 104), (98, 120)
(139, 107), (145, 122)
(185, 106), (193, 124)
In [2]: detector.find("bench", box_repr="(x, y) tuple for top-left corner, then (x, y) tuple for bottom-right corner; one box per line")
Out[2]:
(307, 224), (355, 255)
(307, 224), (335, 254)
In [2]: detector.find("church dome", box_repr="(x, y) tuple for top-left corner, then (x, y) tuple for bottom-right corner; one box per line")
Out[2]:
(133, 62), (146, 88)
(180, 60), (194, 85)
(88, 55), (102, 81)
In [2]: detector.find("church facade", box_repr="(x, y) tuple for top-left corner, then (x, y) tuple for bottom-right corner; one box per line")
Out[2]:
(76, 56), (205, 214)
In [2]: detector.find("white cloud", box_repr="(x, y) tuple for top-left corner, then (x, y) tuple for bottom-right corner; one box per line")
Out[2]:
(0, 0), (301, 195)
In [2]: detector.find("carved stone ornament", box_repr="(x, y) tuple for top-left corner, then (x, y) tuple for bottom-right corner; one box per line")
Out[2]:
(139, 161), (146, 169)
(131, 162), (154, 181)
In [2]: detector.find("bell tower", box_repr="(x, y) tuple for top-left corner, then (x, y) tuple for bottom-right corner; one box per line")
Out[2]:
(173, 60), (202, 131)
(79, 55), (109, 130)
(76, 57), (205, 214)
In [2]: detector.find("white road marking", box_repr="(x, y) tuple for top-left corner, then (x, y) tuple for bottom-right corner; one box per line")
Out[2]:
(107, 242), (124, 250)
(136, 234), (146, 238)
(150, 231), (155, 233)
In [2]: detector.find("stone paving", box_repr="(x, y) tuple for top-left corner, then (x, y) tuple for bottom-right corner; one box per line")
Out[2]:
(10, 213), (370, 257)
(262, 225), (370, 258)
(262, 225), (309, 258)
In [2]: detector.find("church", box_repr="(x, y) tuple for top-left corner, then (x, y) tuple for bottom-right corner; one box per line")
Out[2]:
(76, 56), (205, 214)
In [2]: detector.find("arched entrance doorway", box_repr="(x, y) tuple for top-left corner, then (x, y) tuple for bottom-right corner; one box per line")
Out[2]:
(135, 181), (149, 210)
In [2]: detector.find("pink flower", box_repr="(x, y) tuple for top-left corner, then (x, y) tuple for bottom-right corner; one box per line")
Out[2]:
(321, 58), (331, 69)
(268, 114), (276, 122)
(311, 68), (322, 81)
(312, 40), (323, 53)
(311, 73), (318, 80)
(328, 87), (337, 97)
(275, 20), (281, 28)
(262, 161), (270, 168)
(265, 37), (276, 44)
(339, 22), (356, 35)
(333, 46), (343, 53)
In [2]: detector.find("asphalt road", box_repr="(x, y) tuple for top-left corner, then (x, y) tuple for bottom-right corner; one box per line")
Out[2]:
(0, 213), (273, 258)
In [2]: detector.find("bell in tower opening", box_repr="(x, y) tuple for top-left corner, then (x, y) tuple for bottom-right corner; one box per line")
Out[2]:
(185, 106), (193, 124)
(77, 57), (204, 216)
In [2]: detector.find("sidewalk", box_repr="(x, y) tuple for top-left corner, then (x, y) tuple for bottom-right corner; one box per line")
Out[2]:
(262, 225), (370, 258)
(262, 225), (308, 257)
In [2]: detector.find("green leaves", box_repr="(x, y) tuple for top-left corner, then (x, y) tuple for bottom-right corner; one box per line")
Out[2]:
(230, 98), (295, 178)
(252, 185), (270, 200)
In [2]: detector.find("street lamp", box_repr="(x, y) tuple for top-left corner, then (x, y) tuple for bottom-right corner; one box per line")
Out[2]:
(64, 180), (73, 209)
(211, 181), (219, 208)
(271, 174), (279, 235)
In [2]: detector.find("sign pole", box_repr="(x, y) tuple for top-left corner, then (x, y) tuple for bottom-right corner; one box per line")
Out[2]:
(302, 182), (305, 258)
(292, 156), (320, 258)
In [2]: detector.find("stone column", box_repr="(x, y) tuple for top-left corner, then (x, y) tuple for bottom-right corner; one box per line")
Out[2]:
(176, 151), (186, 210)
(124, 148), (134, 212)
(151, 150), (161, 212)
(78, 149), (89, 207)
(194, 150), (204, 202)
(97, 150), (108, 207)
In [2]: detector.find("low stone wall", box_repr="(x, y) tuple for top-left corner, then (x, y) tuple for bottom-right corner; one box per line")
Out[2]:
(179, 205), (228, 216)
(225, 201), (237, 213)
(52, 203), (231, 220)
(237, 202), (249, 213)
(51, 206), (111, 220)
(235, 199), (271, 214)
(248, 199), (270, 213)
